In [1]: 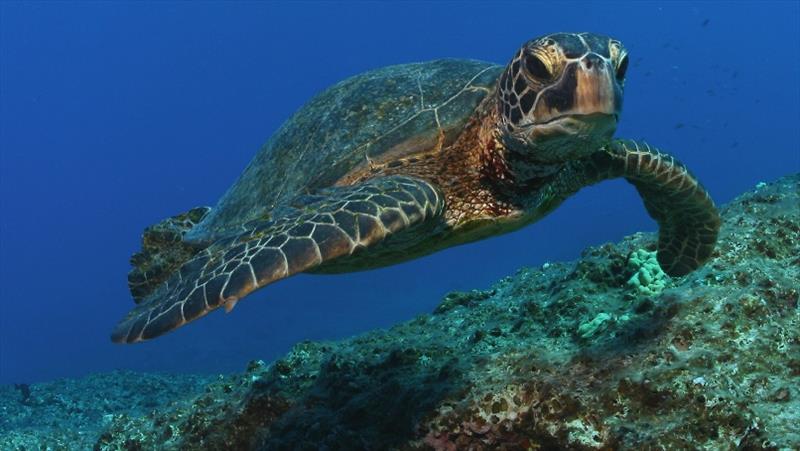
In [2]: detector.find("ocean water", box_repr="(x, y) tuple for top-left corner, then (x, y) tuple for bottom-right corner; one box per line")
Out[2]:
(0, 1), (798, 388)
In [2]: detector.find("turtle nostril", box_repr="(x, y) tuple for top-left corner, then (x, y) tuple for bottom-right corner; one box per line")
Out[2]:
(582, 55), (604, 71)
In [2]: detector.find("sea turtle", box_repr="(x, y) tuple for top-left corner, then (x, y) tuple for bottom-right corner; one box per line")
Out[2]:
(112, 32), (720, 343)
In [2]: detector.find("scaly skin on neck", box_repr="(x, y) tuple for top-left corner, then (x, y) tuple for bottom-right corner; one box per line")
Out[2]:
(345, 91), (566, 233)
(338, 94), (533, 229)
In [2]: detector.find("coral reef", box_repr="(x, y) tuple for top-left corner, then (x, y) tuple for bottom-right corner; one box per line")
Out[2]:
(2, 175), (798, 450)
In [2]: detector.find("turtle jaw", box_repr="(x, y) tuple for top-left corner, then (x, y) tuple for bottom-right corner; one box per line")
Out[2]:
(529, 112), (617, 139)
(509, 113), (617, 167)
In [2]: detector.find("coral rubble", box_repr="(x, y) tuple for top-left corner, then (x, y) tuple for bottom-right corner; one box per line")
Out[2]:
(2, 175), (798, 450)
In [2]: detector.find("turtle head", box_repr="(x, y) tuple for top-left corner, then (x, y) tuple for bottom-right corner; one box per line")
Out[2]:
(496, 33), (628, 175)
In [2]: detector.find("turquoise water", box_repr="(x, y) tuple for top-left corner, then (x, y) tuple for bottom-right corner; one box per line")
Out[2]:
(1, 1), (798, 386)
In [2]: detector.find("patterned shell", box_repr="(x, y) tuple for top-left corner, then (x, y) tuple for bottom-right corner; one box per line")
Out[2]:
(189, 59), (502, 242)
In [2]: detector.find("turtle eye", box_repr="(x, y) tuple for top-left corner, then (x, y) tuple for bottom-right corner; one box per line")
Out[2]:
(616, 55), (629, 81)
(524, 54), (551, 80)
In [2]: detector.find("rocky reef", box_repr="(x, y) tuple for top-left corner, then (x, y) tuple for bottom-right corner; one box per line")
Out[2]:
(2, 175), (798, 450)
(0, 371), (214, 450)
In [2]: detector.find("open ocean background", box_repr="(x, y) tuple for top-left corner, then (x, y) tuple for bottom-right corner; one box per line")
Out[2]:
(1, 1), (798, 386)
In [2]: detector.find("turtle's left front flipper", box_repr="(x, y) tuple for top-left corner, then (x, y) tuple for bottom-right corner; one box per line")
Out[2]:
(111, 176), (444, 343)
(611, 141), (720, 276)
(547, 140), (720, 277)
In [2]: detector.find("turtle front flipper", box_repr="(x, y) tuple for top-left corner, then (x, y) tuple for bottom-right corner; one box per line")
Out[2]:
(111, 176), (444, 343)
(610, 140), (720, 276)
(547, 140), (720, 277)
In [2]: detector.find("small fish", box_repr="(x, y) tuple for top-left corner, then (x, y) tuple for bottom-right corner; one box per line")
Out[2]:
(674, 123), (685, 129)
(702, 18), (710, 27)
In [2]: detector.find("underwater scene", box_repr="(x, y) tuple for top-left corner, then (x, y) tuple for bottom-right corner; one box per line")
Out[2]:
(1, 1), (798, 449)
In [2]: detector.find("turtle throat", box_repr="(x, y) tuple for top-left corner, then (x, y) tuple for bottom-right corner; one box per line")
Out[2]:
(479, 110), (561, 192)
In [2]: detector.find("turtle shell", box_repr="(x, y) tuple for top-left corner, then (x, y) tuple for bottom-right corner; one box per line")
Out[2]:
(190, 59), (502, 241)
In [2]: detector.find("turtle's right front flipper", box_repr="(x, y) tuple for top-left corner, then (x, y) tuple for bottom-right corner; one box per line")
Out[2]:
(111, 176), (444, 343)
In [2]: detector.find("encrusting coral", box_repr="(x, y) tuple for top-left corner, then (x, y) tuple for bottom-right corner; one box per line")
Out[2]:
(626, 248), (668, 296)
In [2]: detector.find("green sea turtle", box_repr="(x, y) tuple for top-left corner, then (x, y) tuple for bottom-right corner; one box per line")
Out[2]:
(113, 32), (720, 343)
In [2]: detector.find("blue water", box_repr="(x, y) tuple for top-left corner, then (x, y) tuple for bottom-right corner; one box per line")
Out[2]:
(1, 2), (798, 385)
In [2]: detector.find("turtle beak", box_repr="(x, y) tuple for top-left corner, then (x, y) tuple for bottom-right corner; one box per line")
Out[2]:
(572, 54), (621, 120)
(533, 53), (622, 129)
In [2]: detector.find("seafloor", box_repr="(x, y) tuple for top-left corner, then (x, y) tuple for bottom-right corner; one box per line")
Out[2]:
(2, 175), (798, 450)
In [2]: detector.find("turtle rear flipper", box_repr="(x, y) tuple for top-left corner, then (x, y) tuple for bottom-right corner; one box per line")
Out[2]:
(112, 176), (444, 343)
(128, 207), (211, 302)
